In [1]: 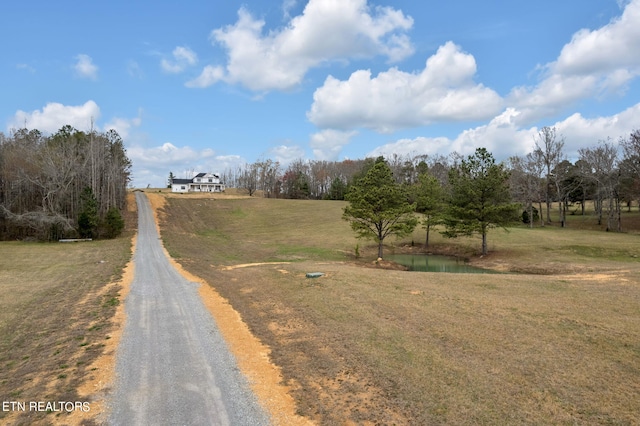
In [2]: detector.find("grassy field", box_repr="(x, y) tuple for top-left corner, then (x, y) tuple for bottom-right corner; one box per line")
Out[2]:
(156, 193), (640, 424)
(0, 197), (136, 425)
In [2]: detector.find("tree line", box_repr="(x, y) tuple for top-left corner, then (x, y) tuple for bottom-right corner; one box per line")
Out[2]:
(221, 155), (452, 201)
(222, 128), (640, 256)
(509, 127), (640, 232)
(0, 126), (131, 241)
(225, 128), (640, 225)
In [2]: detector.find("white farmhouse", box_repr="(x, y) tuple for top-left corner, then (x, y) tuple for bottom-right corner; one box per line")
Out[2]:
(171, 173), (225, 193)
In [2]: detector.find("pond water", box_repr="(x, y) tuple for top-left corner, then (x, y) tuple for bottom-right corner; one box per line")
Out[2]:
(387, 254), (500, 274)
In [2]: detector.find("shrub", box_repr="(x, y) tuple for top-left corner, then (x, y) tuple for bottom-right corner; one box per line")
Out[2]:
(522, 206), (539, 224)
(78, 187), (99, 238)
(102, 207), (125, 238)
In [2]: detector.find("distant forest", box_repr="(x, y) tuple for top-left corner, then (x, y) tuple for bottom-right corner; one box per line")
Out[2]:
(0, 126), (131, 241)
(221, 127), (640, 232)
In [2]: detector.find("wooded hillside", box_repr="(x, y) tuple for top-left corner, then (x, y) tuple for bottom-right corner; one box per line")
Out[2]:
(0, 126), (131, 240)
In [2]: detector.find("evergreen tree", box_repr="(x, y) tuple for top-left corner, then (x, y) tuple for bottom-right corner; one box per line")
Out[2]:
(103, 207), (125, 238)
(343, 157), (417, 259)
(78, 187), (99, 238)
(325, 177), (347, 200)
(444, 148), (519, 255)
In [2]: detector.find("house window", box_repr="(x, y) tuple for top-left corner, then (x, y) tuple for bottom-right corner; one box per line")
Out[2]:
(208, 178), (213, 182)
(180, 186), (186, 190)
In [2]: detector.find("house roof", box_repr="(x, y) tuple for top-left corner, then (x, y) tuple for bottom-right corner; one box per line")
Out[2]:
(172, 178), (192, 185)
(171, 173), (225, 186)
(194, 172), (221, 178)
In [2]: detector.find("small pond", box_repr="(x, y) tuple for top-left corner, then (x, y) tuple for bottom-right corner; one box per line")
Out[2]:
(387, 254), (500, 274)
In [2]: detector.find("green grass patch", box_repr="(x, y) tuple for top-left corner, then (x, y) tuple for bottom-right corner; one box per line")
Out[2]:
(559, 244), (637, 260)
(271, 244), (342, 261)
(103, 296), (120, 307)
(230, 206), (248, 218)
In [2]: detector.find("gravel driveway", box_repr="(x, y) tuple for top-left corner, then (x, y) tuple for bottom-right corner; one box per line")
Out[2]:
(108, 192), (269, 425)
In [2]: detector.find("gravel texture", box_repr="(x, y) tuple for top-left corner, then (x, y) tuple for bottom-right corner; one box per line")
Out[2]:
(107, 192), (269, 425)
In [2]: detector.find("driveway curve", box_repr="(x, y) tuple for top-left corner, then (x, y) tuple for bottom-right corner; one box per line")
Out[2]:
(108, 192), (269, 425)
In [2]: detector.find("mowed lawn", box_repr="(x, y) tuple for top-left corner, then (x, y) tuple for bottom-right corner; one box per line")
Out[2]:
(0, 199), (135, 425)
(158, 194), (640, 425)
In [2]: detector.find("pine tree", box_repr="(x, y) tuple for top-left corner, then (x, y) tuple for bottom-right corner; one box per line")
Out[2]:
(103, 207), (125, 238)
(326, 177), (347, 200)
(78, 187), (99, 238)
(444, 148), (519, 255)
(342, 157), (417, 259)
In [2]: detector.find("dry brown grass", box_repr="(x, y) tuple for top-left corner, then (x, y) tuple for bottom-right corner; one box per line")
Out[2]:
(0, 195), (136, 425)
(155, 195), (640, 425)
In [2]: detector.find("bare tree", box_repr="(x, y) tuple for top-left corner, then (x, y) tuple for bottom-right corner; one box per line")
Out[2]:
(533, 126), (565, 224)
(579, 141), (621, 231)
(620, 129), (640, 176)
(620, 129), (640, 207)
(0, 126), (131, 240)
(551, 160), (577, 228)
(508, 152), (544, 227)
(309, 160), (332, 199)
(237, 163), (259, 196)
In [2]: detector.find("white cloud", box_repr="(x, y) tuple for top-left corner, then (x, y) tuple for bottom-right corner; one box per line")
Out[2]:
(215, 154), (245, 167)
(266, 144), (306, 165)
(509, 0), (640, 123)
(186, 65), (225, 88)
(367, 135), (453, 159)
(309, 1), (640, 138)
(161, 46), (198, 74)
(104, 110), (143, 140)
(554, 102), (640, 158)
(367, 108), (533, 160)
(191, 0), (414, 91)
(308, 42), (503, 132)
(73, 54), (98, 80)
(127, 60), (144, 79)
(367, 103), (640, 162)
(309, 129), (357, 160)
(282, 0), (298, 19)
(554, 0), (640, 76)
(128, 142), (215, 168)
(7, 101), (101, 133)
(450, 109), (536, 156)
(7, 101), (145, 142)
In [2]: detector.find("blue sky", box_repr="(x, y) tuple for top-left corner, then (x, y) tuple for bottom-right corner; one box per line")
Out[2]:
(2, 0), (639, 187)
